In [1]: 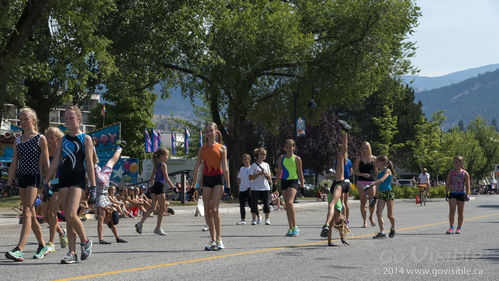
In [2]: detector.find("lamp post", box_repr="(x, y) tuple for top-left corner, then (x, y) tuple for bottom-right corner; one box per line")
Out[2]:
(293, 80), (317, 138)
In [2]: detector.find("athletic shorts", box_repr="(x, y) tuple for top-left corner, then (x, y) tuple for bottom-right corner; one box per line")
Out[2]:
(448, 192), (466, 201)
(330, 180), (345, 194)
(342, 180), (351, 193)
(378, 190), (395, 201)
(203, 174), (224, 188)
(17, 174), (41, 188)
(51, 184), (60, 192)
(150, 182), (166, 194)
(281, 179), (299, 190)
(59, 176), (86, 189)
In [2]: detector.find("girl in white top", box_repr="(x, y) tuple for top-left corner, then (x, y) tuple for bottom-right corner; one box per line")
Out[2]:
(249, 148), (272, 225)
(236, 154), (252, 225)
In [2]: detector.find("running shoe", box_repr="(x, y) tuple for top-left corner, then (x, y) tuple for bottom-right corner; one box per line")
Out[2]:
(99, 240), (111, 244)
(257, 215), (262, 224)
(265, 219), (271, 225)
(116, 140), (127, 148)
(61, 252), (78, 264)
(80, 240), (92, 261)
(60, 229), (68, 248)
(202, 225), (209, 231)
(205, 240), (216, 251)
(455, 227), (462, 234)
(251, 219), (257, 225)
(236, 220), (246, 225)
(389, 228), (396, 238)
(47, 242), (56, 253)
(167, 208), (175, 215)
(5, 248), (24, 262)
(116, 237), (128, 243)
(320, 225), (329, 237)
(154, 227), (167, 236)
(290, 226), (299, 236)
(338, 120), (352, 132)
(446, 226), (454, 234)
(285, 228), (293, 237)
(33, 244), (50, 259)
(373, 232), (387, 239)
(135, 222), (143, 234)
(216, 239), (225, 250)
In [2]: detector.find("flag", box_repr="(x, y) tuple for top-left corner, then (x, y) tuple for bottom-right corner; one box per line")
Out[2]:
(144, 129), (152, 153)
(185, 128), (190, 154)
(101, 104), (106, 117)
(157, 129), (161, 148)
(152, 129), (159, 152)
(199, 128), (203, 147)
(171, 131), (176, 156)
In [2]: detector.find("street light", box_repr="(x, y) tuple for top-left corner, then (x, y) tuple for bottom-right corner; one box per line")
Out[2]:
(293, 80), (318, 138)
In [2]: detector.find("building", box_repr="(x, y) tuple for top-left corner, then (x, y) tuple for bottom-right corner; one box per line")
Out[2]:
(3, 94), (100, 132)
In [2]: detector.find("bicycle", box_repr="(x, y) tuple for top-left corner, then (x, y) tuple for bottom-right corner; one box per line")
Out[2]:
(417, 184), (428, 206)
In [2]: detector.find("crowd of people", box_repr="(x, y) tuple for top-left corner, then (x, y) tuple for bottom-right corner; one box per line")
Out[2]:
(1, 106), (472, 263)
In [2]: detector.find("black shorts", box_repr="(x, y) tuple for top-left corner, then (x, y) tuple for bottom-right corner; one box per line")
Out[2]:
(18, 174), (41, 188)
(59, 176), (86, 189)
(449, 193), (466, 201)
(281, 179), (299, 190)
(150, 182), (166, 195)
(330, 180), (348, 194)
(51, 184), (60, 192)
(203, 174), (224, 188)
(342, 180), (351, 193)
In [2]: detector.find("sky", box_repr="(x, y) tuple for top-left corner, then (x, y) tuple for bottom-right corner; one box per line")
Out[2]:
(409, 0), (499, 77)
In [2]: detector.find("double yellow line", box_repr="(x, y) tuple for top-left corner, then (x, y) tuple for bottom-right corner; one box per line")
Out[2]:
(55, 212), (499, 281)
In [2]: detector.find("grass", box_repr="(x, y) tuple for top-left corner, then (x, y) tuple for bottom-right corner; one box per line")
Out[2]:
(0, 195), (21, 212)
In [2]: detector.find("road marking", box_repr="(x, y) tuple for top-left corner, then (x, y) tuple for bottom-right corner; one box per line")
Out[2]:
(54, 212), (499, 281)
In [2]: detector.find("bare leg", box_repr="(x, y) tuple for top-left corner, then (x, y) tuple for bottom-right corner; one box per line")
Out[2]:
(324, 186), (342, 226)
(358, 188), (367, 227)
(203, 187), (215, 241)
(448, 198), (457, 227)
(156, 193), (167, 229)
(59, 187), (88, 253)
(210, 186), (224, 240)
(368, 187), (376, 226)
(341, 192), (349, 221)
(97, 208), (106, 241)
(457, 200), (465, 228)
(140, 194), (158, 225)
(18, 187), (46, 250)
(386, 200), (395, 229)
(376, 200), (386, 233)
(282, 188), (297, 228)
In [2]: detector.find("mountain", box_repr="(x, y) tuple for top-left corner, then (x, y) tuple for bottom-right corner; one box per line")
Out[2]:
(402, 64), (499, 92)
(152, 85), (200, 121)
(415, 68), (499, 130)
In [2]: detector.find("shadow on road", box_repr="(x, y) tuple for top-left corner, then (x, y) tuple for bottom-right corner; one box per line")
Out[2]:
(476, 205), (499, 209)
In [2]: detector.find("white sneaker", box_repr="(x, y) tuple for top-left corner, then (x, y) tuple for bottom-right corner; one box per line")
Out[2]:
(236, 220), (246, 225)
(47, 242), (56, 253)
(216, 239), (225, 250)
(265, 219), (270, 225)
(251, 219), (257, 225)
(202, 225), (209, 231)
(257, 215), (262, 224)
(154, 227), (167, 236)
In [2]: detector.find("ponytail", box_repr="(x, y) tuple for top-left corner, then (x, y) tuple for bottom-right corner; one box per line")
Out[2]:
(153, 148), (168, 168)
(376, 154), (396, 176)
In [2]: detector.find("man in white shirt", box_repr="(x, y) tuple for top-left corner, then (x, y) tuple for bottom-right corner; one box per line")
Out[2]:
(417, 168), (431, 196)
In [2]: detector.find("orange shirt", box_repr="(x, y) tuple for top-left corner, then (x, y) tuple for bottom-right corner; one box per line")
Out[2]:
(201, 143), (223, 176)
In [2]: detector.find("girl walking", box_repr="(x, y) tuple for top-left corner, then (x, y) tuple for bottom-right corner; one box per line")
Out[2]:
(249, 148), (272, 227)
(236, 154), (252, 225)
(43, 127), (68, 254)
(445, 156), (470, 234)
(371, 155), (396, 239)
(44, 106), (96, 264)
(354, 142), (377, 228)
(192, 122), (230, 251)
(275, 139), (305, 236)
(5, 108), (51, 261)
(135, 148), (175, 236)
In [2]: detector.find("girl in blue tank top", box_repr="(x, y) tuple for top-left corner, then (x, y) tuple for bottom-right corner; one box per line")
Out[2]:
(371, 155), (396, 239)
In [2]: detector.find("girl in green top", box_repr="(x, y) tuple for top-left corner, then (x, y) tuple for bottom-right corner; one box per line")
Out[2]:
(275, 139), (305, 237)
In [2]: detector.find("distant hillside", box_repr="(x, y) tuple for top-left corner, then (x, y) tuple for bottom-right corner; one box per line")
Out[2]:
(415, 68), (499, 130)
(403, 64), (499, 92)
(152, 85), (201, 121)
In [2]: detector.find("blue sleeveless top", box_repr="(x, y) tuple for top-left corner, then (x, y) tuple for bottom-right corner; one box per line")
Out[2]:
(155, 163), (165, 183)
(378, 168), (392, 192)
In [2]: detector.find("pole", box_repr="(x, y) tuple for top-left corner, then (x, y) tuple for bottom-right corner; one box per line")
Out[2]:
(293, 91), (298, 139)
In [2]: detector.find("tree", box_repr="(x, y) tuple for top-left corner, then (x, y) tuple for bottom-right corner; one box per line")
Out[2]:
(458, 120), (465, 131)
(466, 116), (499, 180)
(491, 118), (498, 132)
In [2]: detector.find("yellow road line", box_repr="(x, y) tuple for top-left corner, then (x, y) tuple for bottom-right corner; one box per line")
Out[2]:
(54, 212), (499, 281)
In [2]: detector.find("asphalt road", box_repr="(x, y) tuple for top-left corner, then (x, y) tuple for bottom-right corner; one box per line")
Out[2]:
(1, 196), (498, 281)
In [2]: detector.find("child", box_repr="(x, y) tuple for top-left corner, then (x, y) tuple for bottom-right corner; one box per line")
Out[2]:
(271, 190), (283, 211)
(135, 148), (175, 236)
(249, 148), (272, 226)
(275, 139), (305, 236)
(371, 155), (396, 239)
(445, 156), (470, 234)
(5, 108), (51, 261)
(328, 199), (350, 246)
(92, 141), (128, 244)
(43, 106), (96, 264)
(192, 122), (230, 251)
(108, 186), (129, 216)
(236, 154), (252, 225)
(42, 127), (68, 253)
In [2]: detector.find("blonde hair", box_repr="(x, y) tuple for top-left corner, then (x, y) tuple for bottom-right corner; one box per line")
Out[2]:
(242, 153), (251, 161)
(253, 147), (267, 158)
(361, 142), (372, 157)
(454, 156), (464, 169)
(205, 122), (223, 143)
(153, 147), (168, 168)
(45, 127), (64, 139)
(334, 213), (350, 238)
(19, 108), (39, 132)
(66, 105), (82, 126)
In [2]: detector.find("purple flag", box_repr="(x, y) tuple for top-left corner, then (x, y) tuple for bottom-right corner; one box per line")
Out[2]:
(185, 128), (190, 154)
(152, 129), (159, 152)
(171, 131), (176, 156)
(144, 129), (152, 153)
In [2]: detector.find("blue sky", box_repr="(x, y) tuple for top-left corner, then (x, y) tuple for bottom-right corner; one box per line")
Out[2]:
(409, 0), (499, 77)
